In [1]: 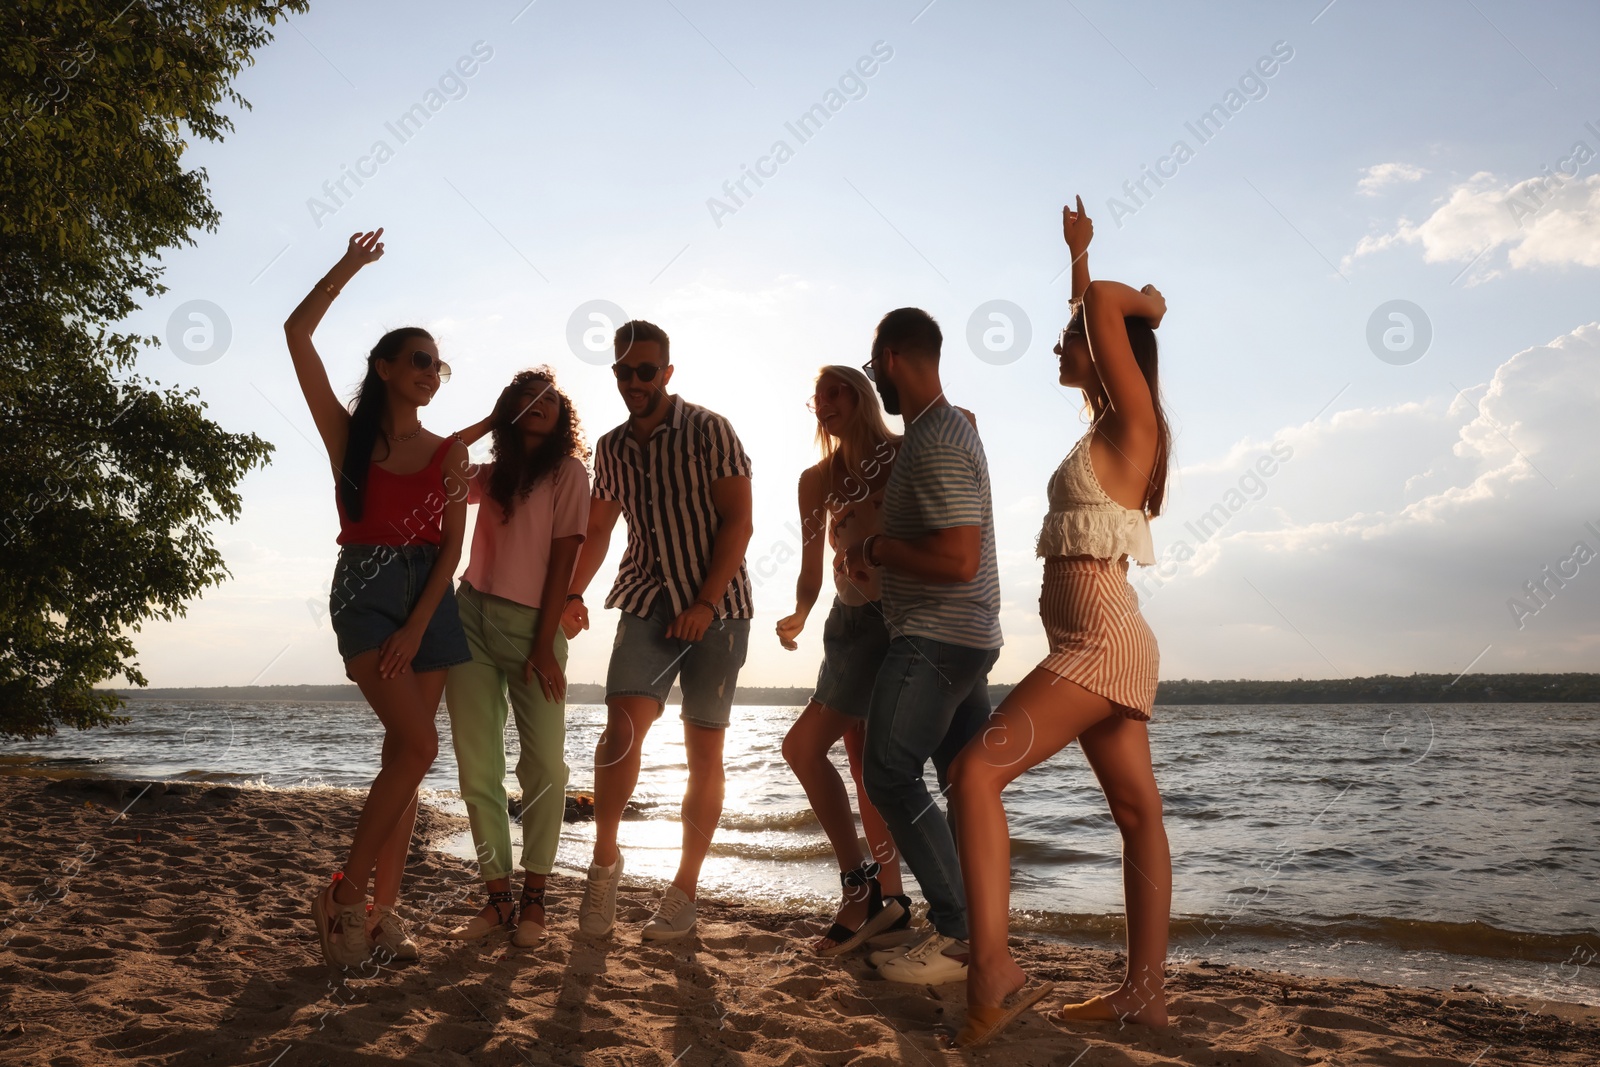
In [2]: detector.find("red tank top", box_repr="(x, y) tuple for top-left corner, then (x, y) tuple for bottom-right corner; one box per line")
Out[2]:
(335, 437), (456, 546)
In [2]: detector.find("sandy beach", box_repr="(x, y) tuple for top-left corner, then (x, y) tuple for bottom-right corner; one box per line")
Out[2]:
(1, 775), (1594, 1067)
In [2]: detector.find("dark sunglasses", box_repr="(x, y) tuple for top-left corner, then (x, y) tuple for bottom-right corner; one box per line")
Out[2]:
(860, 358), (877, 382)
(388, 349), (452, 383)
(806, 381), (852, 413)
(612, 362), (665, 384)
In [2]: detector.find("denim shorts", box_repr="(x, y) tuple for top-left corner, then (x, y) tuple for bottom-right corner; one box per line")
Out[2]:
(811, 598), (891, 719)
(605, 594), (750, 729)
(328, 543), (471, 679)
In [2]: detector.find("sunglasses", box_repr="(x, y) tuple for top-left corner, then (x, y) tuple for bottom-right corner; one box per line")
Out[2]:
(806, 381), (853, 413)
(388, 349), (452, 383)
(860, 357), (878, 383)
(612, 362), (665, 384)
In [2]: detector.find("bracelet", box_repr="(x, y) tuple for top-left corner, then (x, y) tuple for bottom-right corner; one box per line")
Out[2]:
(694, 597), (717, 615)
(863, 534), (882, 567)
(565, 593), (583, 603)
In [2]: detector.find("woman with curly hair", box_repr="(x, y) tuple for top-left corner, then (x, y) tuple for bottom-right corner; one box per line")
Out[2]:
(443, 367), (591, 946)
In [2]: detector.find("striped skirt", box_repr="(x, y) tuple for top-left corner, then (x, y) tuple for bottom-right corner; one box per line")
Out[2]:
(1037, 557), (1159, 721)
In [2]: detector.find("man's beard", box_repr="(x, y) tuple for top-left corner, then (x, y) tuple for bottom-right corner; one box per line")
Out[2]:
(630, 388), (664, 419)
(874, 377), (901, 416)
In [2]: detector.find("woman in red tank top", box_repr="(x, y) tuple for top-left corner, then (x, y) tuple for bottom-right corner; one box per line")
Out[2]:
(284, 229), (472, 971)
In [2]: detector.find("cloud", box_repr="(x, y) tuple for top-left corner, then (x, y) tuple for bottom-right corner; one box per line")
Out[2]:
(1346, 169), (1600, 281)
(1139, 323), (1600, 678)
(1357, 162), (1426, 196)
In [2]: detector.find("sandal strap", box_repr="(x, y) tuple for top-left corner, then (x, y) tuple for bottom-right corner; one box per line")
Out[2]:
(486, 889), (517, 926)
(520, 884), (546, 905)
(840, 860), (881, 889)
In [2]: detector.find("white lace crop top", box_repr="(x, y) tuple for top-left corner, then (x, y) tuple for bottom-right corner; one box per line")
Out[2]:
(1034, 433), (1155, 565)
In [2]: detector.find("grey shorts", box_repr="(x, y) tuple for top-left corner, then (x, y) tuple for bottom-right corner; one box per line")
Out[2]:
(605, 595), (751, 729)
(811, 598), (891, 719)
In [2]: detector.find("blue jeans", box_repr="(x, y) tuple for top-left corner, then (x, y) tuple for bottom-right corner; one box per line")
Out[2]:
(863, 635), (999, 941)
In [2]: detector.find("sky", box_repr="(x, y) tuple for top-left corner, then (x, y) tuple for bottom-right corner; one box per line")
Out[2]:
(119, 0), (1600, 690)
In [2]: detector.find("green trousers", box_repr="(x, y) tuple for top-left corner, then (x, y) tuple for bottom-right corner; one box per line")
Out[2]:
(445, 583), (569, 881)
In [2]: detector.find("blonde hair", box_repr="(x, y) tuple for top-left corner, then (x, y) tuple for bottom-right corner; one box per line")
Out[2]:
(812, 365), (899, 473)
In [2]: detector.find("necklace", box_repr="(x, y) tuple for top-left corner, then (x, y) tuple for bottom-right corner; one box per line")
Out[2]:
(392, 423), (423, 442)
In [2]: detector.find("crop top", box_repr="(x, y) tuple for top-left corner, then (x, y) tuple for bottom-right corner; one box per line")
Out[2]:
(335, 436), (456, 546)
(1034, 432), (1155, 565)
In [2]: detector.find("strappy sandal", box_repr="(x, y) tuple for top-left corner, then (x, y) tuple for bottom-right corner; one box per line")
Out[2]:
(512, 882), (548, 947)
(443, 888), (516, 941)
(815, 861), (907, 958)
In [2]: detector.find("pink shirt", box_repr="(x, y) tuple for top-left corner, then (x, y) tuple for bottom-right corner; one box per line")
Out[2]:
(461, 456), (590, 609)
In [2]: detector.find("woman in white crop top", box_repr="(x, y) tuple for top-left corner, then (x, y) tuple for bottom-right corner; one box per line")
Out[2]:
(948, 198), (1175, 1045)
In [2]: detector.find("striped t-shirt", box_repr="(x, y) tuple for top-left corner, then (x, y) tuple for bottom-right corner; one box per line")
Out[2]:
(592, 395), (754, 620)
(880, 403), (1002, 650)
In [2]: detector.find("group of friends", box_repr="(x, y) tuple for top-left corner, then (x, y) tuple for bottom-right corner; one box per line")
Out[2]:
(283, 197), (1173, 1048)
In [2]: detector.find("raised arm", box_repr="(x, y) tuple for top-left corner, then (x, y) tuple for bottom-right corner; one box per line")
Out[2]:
(1064, 195), (1093, 304)
(283, 229), (386, 469)
(1082, 280), (1164, 434)
(777, 463), (830, 650)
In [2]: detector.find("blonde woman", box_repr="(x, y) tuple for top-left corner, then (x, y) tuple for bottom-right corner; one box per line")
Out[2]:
(777, 367), (909, 955)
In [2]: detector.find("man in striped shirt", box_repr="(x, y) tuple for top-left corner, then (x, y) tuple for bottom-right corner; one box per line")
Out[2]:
(563, 319), (755, 942)
(843, 307), (1002, 985)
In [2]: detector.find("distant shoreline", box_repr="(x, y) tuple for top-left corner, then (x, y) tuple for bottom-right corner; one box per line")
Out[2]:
(107, 672), (1600, 705)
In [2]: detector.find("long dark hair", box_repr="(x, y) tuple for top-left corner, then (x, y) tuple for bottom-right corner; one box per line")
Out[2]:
(487, 367), (590, 520)
(1065, 303), (1172, 517)
(339, 326), (433, 522)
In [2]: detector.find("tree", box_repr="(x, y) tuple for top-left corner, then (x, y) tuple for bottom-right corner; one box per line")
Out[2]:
(0, 0), (307, 738)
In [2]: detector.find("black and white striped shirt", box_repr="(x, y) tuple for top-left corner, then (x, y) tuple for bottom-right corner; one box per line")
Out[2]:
(592, 395), (754, 619)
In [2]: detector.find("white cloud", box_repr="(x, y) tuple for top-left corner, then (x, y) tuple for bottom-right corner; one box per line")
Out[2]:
(1357, 162), (1427, 196)
(1347, 169), (1600, 281)
(1139, 323), (1600, 678)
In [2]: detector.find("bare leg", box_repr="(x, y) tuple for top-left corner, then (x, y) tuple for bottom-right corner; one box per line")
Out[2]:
(783, 702), (872, 948)
(592, 696), (660, 868)
(843, 720), (903, 897)
(370, 669), (447, 909)
(335, 652), (441, 906)
(783, 702), (866, 864)
(674, 720), (726, 897)
(949, 668), (1117, 1011)
(1065, 714), (1170, 1026)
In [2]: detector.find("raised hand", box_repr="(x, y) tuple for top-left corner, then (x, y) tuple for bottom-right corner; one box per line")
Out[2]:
(1140, 284), (1166, 328)
(1063, 195), (1093, 257)
(344, 228), (386, 267)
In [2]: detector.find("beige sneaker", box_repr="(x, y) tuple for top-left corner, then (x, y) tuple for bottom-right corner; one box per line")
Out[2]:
(367, 905), (419, 962)
(641, 885), (697, 941)
(311, 877), (371, 969)
(578, 853), (624, 938)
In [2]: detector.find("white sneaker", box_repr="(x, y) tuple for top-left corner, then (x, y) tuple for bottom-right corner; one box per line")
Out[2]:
(367, 905), (419, 962)
(578, 853), (624, 938)
(877, 931), (970, 985)
(642, 885), (698, 941)
(869, 941), (912, 967)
